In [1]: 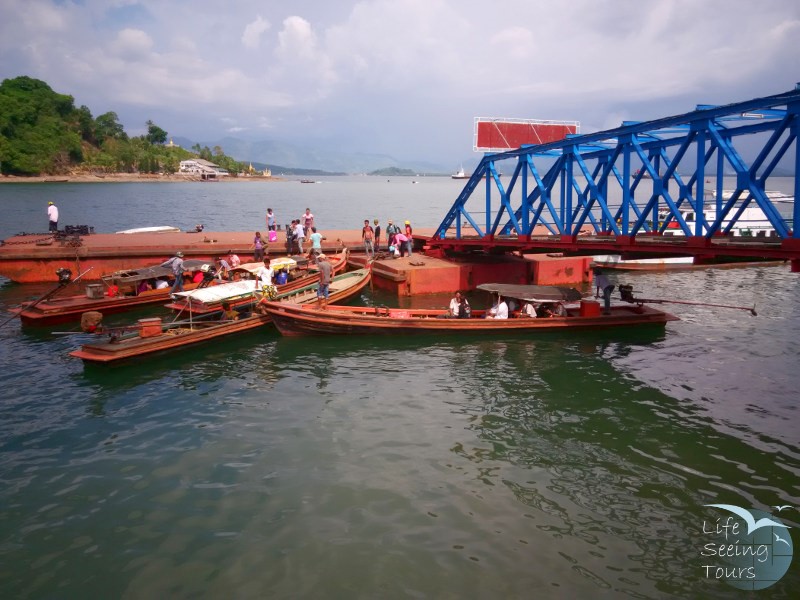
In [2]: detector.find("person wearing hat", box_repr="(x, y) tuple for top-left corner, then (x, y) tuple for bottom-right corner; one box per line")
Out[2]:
(316, 253), (332, 308)
(385, 219), (400, 250)
(160, 251), (187, 295)
(403, 220), (413, 256)
(47, 201), (59, 233)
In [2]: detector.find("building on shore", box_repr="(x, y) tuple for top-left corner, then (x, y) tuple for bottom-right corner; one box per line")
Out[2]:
(178, 159), (228, 180)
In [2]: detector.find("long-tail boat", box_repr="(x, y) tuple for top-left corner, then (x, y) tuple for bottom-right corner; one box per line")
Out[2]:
(12, 260), (208, 326)
(69, 268), (371, 363)
(261, 283), (678, 337)
(163, 249), (348, 315)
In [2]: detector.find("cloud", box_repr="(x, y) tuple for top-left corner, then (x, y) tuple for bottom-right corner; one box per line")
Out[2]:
(0, 0), (797, 163)
(242, 15), (270, 49)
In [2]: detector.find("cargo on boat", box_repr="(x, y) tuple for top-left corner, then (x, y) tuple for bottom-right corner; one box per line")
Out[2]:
(262, 283), (678, 337)
(164, 250), (348, 315)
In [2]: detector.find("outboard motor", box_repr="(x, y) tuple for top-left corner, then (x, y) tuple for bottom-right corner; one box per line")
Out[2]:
(56, 267), (72, 286)
(618, 284), (635, 303)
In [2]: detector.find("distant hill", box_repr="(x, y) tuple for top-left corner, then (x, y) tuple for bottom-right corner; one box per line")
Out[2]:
(368, 167), (416, 176)
(172, 136), (450, 175)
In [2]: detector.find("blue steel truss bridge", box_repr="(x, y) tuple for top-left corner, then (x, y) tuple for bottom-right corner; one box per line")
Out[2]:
(430, 85), (800, 272)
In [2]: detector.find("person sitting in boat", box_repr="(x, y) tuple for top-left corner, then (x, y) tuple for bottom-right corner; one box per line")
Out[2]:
(137, 279), (152, 294)
(220, 301), (239, 321)
(228, 251), (241, 269)
(541, 302), (567, 318)
(154, 277), (170, 290)
(520, 301), (538, 318)
(486, 295), (509, 319)
(448, 291), (471, 318)
(191, 269), (204, 285)
(275, 268), (289, 286)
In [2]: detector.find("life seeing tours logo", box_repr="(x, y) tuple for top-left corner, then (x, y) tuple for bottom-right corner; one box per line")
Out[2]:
(701, 504), (794, 590)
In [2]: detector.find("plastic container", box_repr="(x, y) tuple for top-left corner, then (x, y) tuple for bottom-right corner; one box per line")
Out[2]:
(579, 299), (601, 317)
(85, 283), (104, 299)
(138, 317), (163, 338)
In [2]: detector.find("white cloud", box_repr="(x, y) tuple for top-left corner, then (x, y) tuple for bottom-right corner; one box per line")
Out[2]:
(242, 15), (270, 49)
(112, 28), (154, 60)
(0, 0), (797, 163)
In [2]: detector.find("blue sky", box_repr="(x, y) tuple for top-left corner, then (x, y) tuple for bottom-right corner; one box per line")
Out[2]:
(0, 0), (798, 165)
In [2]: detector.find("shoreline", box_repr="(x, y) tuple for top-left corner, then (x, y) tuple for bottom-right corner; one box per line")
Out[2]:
(0, 173), (286, 184)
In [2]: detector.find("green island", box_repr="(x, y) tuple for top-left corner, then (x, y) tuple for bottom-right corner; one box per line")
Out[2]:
(0, 76), (244, 177)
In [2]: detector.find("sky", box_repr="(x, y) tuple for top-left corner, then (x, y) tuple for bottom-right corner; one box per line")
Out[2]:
(0, 0), (798, 167)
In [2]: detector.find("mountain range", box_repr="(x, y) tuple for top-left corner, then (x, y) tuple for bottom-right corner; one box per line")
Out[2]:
(172, 136), (456, 175)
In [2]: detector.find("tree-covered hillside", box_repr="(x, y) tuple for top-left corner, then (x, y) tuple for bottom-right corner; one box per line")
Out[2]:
(0, 76), (244, 176)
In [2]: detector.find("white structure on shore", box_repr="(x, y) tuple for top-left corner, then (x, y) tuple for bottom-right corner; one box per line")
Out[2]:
(179, 159), (229, 179)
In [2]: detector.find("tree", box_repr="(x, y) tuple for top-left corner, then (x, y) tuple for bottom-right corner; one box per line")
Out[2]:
(74, 105), (95, 144)
(146, 119), (167, 145)
(95, 112), (127, 142)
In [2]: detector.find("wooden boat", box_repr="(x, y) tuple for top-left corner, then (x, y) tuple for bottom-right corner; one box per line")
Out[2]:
(262, 283), (678, 337)
(164, 250), (348, 315)
(13, 260), (208, 326)
(69, 268), (371, 363)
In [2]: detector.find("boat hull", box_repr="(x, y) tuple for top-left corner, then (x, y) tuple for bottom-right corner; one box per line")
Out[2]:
(69, 269), (372, 363)
(264, 303), (678, 337)
(15, 283), (207, 326)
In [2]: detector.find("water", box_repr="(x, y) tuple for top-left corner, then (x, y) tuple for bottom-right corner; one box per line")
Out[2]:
(0, 180), (799, 598)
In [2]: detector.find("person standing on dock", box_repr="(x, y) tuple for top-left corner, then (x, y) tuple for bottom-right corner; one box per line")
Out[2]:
(404, 220), (413, 256)
(594, 268), (615, 315)
(362, 219), (375, 259)
(267, 208), (276, 232)
(301, 208), (315, 238)
(373, 219), (381, 253)
(161, 251), (187, 295)
(47, 201), (59, 232)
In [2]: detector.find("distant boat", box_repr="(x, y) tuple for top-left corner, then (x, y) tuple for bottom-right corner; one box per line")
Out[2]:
(451, 166), (468, 180)
(300, 179), (317, 184)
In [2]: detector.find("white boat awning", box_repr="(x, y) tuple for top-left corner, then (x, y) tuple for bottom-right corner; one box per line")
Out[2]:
(174, 280), (257, 304)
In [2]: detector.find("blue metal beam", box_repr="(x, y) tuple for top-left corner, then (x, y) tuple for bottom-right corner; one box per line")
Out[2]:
(434, 87), (799, 246)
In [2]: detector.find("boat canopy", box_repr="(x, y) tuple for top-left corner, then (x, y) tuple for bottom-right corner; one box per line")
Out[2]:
(102, 260), (206, 284)
(233, 257), (299, 275)
(476, 283), (583, 302)
(174, 280), (257, 304)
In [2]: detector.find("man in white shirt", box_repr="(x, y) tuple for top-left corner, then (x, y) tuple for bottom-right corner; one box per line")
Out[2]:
(256, 258), (273, 287)
(47, 201), (59, 232)
(293, 221), (306, 254)
(487, 296), (508, 319)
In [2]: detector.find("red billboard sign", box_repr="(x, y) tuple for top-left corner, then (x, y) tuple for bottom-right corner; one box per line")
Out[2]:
(474, 118), (579, 152)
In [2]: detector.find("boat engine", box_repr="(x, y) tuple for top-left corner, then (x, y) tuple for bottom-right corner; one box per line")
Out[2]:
(56, 267), (73, 286)
(618, 284), (635, 303)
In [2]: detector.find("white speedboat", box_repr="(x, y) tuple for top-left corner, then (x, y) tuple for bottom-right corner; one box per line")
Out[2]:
(115, 226), (181, 234)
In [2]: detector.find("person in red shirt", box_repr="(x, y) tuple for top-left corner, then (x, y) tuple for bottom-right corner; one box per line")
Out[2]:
(403, 220), (413, 256)
(362, 219), (375, 258)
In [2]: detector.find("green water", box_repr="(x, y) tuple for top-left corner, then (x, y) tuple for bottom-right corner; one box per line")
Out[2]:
(0, 181), (798, 598)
